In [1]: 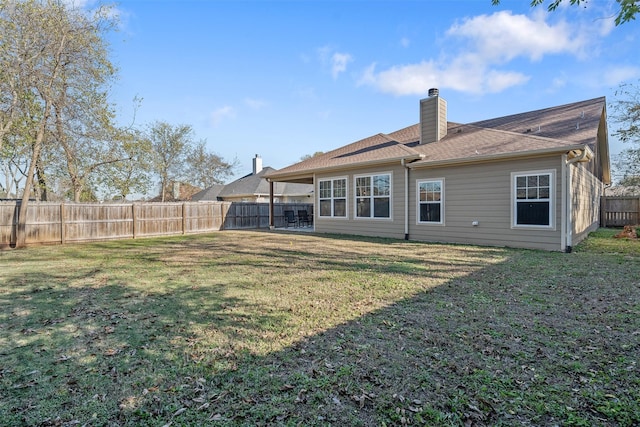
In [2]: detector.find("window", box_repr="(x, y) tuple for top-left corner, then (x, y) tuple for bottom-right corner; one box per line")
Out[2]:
(512, 171), (554, 227)
(318, 178), (347, 217)
(355, 173), (391, 218)
(417, 179), (443, 224)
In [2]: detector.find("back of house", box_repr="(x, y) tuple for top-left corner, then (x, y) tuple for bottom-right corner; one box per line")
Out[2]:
(266, 92), (610, 251)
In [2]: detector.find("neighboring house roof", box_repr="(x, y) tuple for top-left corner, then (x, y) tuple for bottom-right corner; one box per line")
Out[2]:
(148, 181), (202, 202)
(192, 166), (313, 201)
(267, 97), (608, 183)
(191, 184), (225, 202)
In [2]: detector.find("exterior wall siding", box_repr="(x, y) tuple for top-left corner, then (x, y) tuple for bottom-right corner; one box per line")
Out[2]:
(409, 156), (564, 251)
(571, 162), (603, 246)
(311, 155), (603, 251)
(315, 163), (406, 239)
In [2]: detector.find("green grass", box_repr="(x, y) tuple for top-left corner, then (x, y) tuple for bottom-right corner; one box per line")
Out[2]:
(1, 228), (639, 426)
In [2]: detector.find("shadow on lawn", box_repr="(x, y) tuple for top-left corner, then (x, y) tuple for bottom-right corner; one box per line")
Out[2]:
(0, 266), (287, 426)
(1, 232), (639, 426)
(202, 255), (640, 427)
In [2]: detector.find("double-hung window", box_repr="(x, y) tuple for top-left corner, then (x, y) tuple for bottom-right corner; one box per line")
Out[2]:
(417, 179), (443, 224)
(355, 173), (391, 218)
(318, 177), (347, 217)
(512, 171), (554, 227)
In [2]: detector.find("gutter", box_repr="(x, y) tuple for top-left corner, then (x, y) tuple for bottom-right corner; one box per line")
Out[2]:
(266, 154), (425, 182)
(408, 145), (591, 170)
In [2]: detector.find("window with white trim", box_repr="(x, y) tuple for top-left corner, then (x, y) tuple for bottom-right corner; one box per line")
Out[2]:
(355, 173), (391, 218)
(513, 171), (553, 227)
(417, 179), (443, 224)
(318, 177), (347, 217)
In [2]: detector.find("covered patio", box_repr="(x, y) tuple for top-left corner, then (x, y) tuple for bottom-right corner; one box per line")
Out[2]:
(266, 175), (315, 230)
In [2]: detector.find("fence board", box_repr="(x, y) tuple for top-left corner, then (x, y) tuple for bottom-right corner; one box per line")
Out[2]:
(601, 196), (640, 227)
(0, 201), (312, 248)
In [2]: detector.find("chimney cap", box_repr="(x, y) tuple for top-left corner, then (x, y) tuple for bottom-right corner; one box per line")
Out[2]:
(428, 88), (439, 97)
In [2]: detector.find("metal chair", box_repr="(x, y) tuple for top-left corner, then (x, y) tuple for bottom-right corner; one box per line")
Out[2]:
(297, 210), (311, 227)
(284, 210), (297, 227)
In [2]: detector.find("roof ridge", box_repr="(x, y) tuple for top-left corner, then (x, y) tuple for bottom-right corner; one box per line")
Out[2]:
(453, 123), (586, 145)
(470, 96), (605, 126)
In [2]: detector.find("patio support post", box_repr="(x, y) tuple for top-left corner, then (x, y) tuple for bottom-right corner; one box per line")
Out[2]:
(268, 179), (274, 229)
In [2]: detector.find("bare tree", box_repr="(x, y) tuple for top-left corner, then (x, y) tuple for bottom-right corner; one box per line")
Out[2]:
(185, 140), (236, 189)
(148, 121), (194, 202)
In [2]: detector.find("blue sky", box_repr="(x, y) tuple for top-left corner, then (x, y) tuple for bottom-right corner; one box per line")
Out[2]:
(106, 0), (640, 182)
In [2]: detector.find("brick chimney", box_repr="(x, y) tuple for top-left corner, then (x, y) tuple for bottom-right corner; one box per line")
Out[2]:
(252, 154), (263, 174)
(420, 88), (447, 144)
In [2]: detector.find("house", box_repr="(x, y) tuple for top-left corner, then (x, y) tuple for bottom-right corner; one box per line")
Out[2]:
(149, 180), (202, 202)
(265, 90), (610, 251)
(192, 155), (313, 203)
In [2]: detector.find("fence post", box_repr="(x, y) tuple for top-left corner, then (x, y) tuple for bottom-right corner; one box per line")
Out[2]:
(132, 203), (137, 239)
(60, 203), (66, 244)
(182, 202), (187, 235)
(10, 201), (18, 247)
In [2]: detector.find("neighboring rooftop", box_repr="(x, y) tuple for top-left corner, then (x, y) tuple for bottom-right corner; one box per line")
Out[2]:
(191, 156), (313, 201)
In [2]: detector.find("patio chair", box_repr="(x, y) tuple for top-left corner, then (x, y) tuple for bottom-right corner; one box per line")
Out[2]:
(284, 210), (297, 227)
(297, 210), (311, 227)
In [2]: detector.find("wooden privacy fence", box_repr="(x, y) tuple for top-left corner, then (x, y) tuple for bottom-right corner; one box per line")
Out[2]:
(601, 196), (640, 227)
(0, 201), (313, 248)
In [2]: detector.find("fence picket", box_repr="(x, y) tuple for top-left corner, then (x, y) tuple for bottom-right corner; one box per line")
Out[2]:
(601, 196), (640, 227)
(0, 201), (313, 248)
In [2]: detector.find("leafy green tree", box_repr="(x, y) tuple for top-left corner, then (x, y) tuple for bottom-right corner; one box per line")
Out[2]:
(611, 82), (640, 191)
(148, 121), (195, 202)
(300, 151), (324, 161)
(147, 121), (236, 201)
(99, 128), (154, 200)
(0, 0), (123, 245)
(491, 0), (638, 25)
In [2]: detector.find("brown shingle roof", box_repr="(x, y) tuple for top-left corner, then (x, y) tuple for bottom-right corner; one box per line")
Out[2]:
(267, 97), (605, 180)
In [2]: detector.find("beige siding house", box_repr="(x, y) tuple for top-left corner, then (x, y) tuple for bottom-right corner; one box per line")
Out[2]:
(266, 90), (610, 251)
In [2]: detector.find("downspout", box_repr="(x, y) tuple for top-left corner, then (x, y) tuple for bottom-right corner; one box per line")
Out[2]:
(564, 148), (589, 253)
(401, 159), (409, 240)
(561, 154), (567, 251)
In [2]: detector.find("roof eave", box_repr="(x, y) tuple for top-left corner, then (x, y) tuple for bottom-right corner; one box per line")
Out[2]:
(266, 154), (424, 182)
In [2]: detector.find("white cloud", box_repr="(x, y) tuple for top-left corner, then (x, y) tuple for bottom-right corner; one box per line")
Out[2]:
(293, 87), (317, 100)
(447, 11), (586, 62)
(549, 75), (568, 92)
(317, 46), (353, 79)
(210, 106), (236, 126)
(245, 98), (268, 110)
(358, 55), (529, 95)
(359, 11), (593, 96)
(331, 52), (353, 79)
(602, 66), (640, 86)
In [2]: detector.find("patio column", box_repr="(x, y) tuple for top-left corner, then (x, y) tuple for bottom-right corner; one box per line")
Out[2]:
(269, 179), (274, 229)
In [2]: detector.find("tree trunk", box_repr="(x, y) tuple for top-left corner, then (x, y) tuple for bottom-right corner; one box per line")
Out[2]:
(16, 131), (44, 248)
(36, 160), (48, 201)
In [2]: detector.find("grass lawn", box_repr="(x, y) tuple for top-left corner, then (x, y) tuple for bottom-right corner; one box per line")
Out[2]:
(1, 229), (639, 426)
